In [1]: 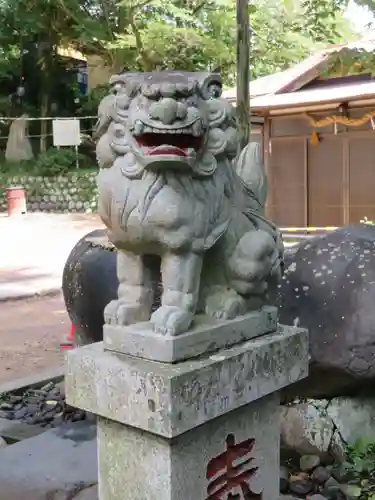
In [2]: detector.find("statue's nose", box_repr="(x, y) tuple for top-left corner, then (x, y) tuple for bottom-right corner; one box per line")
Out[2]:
(149, 98), (187, 125)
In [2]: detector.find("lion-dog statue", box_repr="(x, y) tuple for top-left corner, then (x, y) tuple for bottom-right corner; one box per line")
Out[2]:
(94, 71), (283, 336)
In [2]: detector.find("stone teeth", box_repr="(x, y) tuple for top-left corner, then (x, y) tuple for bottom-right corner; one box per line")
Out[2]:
(134, 120), (144, 135)
(137, 125), (195, 135)
(192, 121), (202, 137)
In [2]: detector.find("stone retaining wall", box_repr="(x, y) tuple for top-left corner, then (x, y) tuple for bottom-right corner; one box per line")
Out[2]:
(0, 170), (98, 213)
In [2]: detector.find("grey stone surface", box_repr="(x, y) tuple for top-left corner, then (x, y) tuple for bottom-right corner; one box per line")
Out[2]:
(326, 396), (375, 444)
(281, 403), (334, 457)
(0, 421), (97, 500)
(103, 305), (278, 362)
(0, 367), (63, 395)
(98, 393), (279, 500)
(66, 325), (308, 438)
(5, 115), (33, 162)
(0, 417), (45, 442)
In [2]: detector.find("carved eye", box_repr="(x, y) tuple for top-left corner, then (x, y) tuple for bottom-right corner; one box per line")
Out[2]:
(207, 84), (221, 99)
(113, 83), (123, 95)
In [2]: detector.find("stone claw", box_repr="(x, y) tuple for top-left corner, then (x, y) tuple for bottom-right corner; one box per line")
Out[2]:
(104, 299), (150, 326)
(150, 305), (194, 336)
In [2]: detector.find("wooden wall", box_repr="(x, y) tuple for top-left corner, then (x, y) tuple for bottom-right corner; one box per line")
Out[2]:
(265, 108), (375, 227)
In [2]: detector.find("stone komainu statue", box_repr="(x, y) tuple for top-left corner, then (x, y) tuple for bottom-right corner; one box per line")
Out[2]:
(94, 71), (284, 335)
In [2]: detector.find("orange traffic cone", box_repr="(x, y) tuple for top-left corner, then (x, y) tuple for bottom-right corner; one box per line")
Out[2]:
(60, 323), (76, 350)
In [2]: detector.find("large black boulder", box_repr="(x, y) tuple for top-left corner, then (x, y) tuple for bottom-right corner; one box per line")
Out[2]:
(272, 223), (375, 399)
(62, 229), (118, 346)
(62, 223), (375, 398)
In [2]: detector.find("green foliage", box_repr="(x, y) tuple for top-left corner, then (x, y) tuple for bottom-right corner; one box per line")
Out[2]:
(341, 438), (375, 499)
(77, 85), (109, 117)
(32, 148), (90, 176)
(250, 0), (358, 79)
(326, 49), (375, 77)
(0, 0), (360, 117)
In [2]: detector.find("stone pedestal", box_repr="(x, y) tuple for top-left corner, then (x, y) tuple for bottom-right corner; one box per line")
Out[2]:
(66, 309), (308, 500)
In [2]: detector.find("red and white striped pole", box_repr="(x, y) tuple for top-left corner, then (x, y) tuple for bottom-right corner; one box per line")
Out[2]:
(60, 323), (76, 350)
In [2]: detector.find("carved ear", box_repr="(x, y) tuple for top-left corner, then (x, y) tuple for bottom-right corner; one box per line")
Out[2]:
(235, 142), (268, 210)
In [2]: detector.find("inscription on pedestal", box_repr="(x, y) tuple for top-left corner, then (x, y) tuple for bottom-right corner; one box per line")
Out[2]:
(206, 434), (263, 500)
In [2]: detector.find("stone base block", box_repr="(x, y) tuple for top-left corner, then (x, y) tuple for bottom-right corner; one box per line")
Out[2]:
(66, 324), (308, 500)
(66, 325), (308, 438)
(98, 393), (279, 500)
(103, 305), (278, 362)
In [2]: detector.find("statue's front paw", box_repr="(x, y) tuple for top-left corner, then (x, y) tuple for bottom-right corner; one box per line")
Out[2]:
(104, 300), (150, 326)
(205, 289), (247, 320)
(150, 306), (193, 336)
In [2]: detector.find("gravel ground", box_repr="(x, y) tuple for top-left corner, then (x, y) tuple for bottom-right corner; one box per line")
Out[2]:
(0, 379), (86, 428)
(0, 294), (69, 384)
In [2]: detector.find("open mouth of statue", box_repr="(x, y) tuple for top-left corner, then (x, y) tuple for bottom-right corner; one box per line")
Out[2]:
(135, 133), (203, 157)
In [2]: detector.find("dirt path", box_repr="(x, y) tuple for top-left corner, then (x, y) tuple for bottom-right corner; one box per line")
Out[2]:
(0, 294), (68, 384)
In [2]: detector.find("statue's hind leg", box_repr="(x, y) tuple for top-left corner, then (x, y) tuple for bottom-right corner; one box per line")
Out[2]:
(104, 250), (154, 326)
(199, 240), (248, 320)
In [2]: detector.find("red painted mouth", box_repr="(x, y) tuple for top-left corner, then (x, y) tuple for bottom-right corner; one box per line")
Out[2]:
(136, 133), (202, 157)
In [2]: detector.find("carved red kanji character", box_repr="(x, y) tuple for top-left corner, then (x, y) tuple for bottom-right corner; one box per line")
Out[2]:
(206, 434), (263, 500)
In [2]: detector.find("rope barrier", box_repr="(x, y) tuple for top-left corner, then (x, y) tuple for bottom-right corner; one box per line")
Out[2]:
(305, 110), (375, 129)
(0, 115), (97, 122)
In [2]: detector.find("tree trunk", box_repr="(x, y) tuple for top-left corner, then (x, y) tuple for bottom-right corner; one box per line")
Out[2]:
(236, 0), (250, 153)
(39, 89), (49, 153)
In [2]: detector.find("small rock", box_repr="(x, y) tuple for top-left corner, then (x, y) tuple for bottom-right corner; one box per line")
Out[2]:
(321, 477), (341, 499)
(289, 474), (313, 496)
(41, 381), (55, 392)
(44, 400), (58, 411)
(330, 463), (354, 483)
(14, 408), (28, 420)
(25, 396), (42, 406)
(48, 388), (61, 400)
(8, 396), (22, 404)
(0, 410), (13, 420)
(280, 465), (290, 493)
(300, 454), (320, 472)
(0, 437), (7, 448)
(311, 466), (331, 484)
(33, 389), (48, 398)
(0, 402), (14, 411)
(43, 414), (55, 423)
(25, 406), (38, 417)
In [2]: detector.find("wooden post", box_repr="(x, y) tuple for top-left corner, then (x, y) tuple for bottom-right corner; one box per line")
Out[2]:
(236, 0), (250, 153)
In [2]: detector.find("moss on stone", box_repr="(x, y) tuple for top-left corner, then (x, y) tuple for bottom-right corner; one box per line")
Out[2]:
(0, 169), (98, 213)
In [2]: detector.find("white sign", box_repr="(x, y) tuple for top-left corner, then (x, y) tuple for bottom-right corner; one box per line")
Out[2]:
(52, 119), (81, 147)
